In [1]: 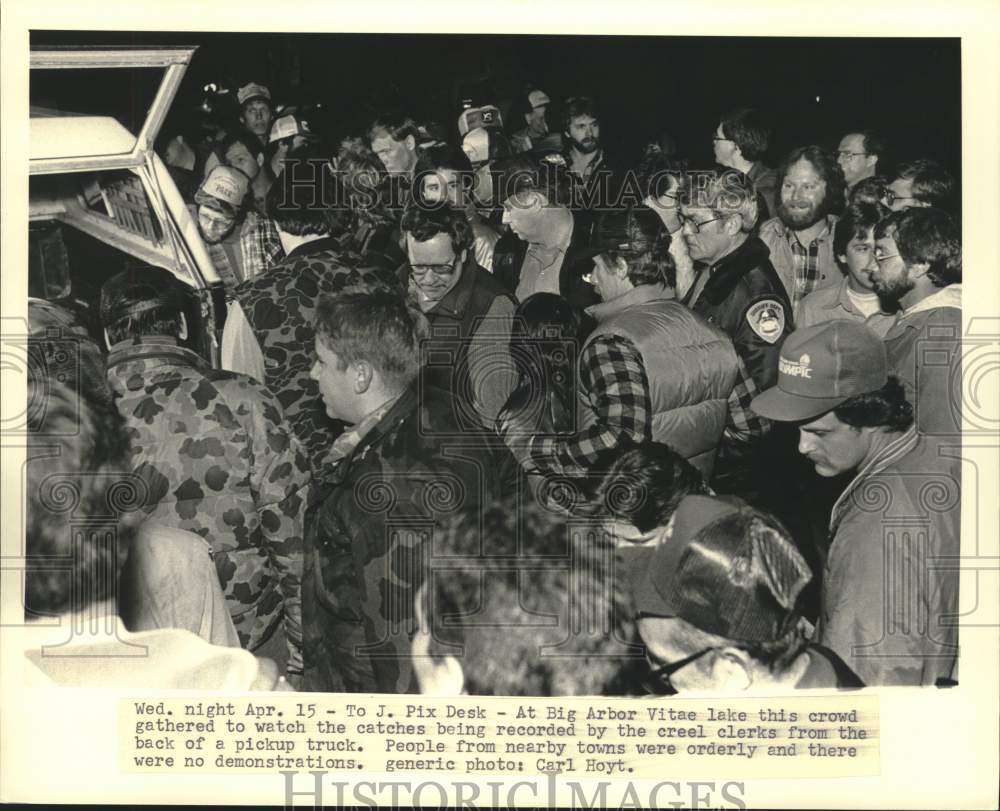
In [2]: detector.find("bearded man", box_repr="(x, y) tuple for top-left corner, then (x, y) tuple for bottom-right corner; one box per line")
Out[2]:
(758, 145), (846, 311)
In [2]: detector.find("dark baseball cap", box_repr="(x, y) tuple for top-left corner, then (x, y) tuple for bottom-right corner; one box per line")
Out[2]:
(750, 320), (888, 423)
(617, 494), (812, 644)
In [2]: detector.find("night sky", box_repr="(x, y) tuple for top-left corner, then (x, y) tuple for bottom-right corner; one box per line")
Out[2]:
(31, 31), (961, 177)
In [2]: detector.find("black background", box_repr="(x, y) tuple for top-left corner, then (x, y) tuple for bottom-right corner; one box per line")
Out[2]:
(31, 31), (960, 177)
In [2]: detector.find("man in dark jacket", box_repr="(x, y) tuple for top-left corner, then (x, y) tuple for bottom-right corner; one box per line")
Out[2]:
(401, 204), (518, 431)
(679, 168), (794, 499)
(302, 286), (500, 693)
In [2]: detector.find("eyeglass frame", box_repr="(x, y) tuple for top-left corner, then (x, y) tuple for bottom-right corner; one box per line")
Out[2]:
(677, 211), (730, 233)
(409, 256), (460, 278)
(642, 646), (717, 695)
(881, 191), (918, 207)
(873, 252), (901, 266)
(836, 150), (869, 160)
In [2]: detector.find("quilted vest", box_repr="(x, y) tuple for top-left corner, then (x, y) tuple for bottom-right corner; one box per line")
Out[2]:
(584, 284), (739, 478)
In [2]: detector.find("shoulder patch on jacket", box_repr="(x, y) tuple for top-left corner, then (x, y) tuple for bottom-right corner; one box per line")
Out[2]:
(745, 299), (786, 344)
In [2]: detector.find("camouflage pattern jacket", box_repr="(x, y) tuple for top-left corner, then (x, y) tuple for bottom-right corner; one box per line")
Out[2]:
(301, 382), (505, 694)
(106, 337), (310, 668)
(230, 237), (397, 473)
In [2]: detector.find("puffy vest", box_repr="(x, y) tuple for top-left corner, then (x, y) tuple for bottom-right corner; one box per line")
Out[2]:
(584, 284), (739, 478)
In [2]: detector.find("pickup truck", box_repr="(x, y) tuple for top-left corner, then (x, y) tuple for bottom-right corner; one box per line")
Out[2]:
(28, 46), (223, 364)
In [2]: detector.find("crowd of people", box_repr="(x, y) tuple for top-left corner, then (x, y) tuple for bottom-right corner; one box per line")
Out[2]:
(24, 77), (962, 694)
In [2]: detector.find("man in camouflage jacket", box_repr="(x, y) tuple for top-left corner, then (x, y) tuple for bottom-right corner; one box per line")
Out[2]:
(221, 154), (397, 474)
(101, 267), (310, 674)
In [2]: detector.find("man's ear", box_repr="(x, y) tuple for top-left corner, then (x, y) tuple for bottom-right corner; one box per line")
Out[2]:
(353, 360), (374, 394)
(725, 214), (743, 236)
(177, 311), (189, 342)
(612, 256), (630, 279)
(459, 248), (468, 266)
(908, 261), (931, 280)
(404, 134), (416, 153)
(708, 648), (753, 690)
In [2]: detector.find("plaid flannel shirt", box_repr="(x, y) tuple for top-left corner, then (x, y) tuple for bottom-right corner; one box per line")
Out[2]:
(786, 222), (829, 304)
(529, 335), (651, 476)
(724, 354), (771, 445)
(240, 212), (285, 283)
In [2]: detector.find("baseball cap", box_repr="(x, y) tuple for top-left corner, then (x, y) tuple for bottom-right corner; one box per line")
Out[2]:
(527, 89), (551, 109)
(268, 113), (319, 144)
(195, 166), (250, 209)
(100, 266), (188, 327)
(237, 82), (271, 107)
(457, 105), (503, 138)
(750, 321), (888, 422)
(618, 494), (812, 643)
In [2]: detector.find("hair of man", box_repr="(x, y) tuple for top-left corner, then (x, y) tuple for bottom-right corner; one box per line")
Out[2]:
(598, 206), (678, 289)
(831, 375), (915, 432)
(681, 168), (760, 234)
(873, 207), (962, 288)
(314, 284), (428, 393)
(401, 203), (474, 255)
(595, 441), (710, 535)
(719, 107), (773, 162)
(776, 145), (847, 219)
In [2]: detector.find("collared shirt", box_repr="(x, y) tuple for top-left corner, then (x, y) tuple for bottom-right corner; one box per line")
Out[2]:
(758, 215), (841, 310)
(516, 217), (573, 301)
(796, 275), (896, 335)
(239, 211), (285, 282)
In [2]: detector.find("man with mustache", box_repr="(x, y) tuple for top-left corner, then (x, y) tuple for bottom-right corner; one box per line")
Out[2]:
(751, 320), (959, 686)
(559, 96), (622, 221)
(759, 146), (846, 311)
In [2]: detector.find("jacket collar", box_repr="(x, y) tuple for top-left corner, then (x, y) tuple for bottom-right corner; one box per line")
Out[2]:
(315, 383), (418, 485)
(830, 426), (919, 534)
(903, 284), (962, 318)
(699, 235), (774, 306)
(285, 235), (342, 261)
(586, 282), (674, 322)
(107, 336), (207, 371)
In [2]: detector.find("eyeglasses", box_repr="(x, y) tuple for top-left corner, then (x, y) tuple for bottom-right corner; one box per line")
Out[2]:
(642, 646), (716, 696)
(882, 191), (917, 207)
(874, 252), (901, 266)
(410, 257), (459, 278)
(836, 150), (869, 160)
(677, 213), (727, 233)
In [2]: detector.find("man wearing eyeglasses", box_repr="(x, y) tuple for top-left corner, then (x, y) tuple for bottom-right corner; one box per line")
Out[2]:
(712, 107), (778, 219)
(401, 204), (518, 430)
(619, 494), (863, 692)
(871, 207), (962, 437)
(835, 131), (884, 194)
(883, 158), (956, 213)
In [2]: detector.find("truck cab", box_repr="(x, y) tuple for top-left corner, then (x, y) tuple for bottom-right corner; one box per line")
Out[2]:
(28, 46), (223, 364)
